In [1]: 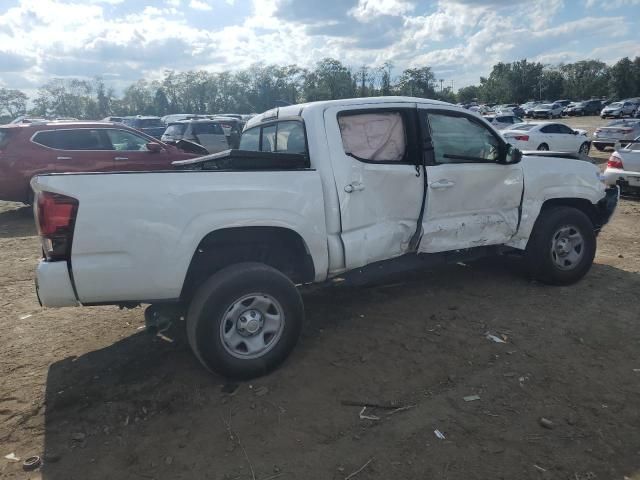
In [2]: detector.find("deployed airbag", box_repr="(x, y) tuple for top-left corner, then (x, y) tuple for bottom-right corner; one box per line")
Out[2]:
(338, 112), (406, 161)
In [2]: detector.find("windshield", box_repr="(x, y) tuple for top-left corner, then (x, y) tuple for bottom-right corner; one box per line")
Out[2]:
(609, 102), (623, 108)
(539, 104), (552, 109)
(510, 123), (536, 131)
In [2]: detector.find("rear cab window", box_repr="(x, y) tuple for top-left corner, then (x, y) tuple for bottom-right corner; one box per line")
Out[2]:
(240, 120), (307, 155)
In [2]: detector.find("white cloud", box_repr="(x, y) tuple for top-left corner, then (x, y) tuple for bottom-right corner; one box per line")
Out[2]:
(349, 0), (414, 22)
(189, 0), (212, 11)
(0, 0), (637, 95)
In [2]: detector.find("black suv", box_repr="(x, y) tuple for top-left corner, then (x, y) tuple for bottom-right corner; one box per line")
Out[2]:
(565, 100), (602, 116)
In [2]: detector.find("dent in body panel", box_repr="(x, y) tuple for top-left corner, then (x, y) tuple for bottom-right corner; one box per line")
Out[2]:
(505, 155), (604, 250)
(420, 210), (518, 253)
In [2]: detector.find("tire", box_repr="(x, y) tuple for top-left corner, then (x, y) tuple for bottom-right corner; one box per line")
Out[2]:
(525, 207), (596, 285)
(579, 142), (590, 155)
(594, 144), (605, 152)
(186, 262), (304, 379)
(537, 143), (549, 151)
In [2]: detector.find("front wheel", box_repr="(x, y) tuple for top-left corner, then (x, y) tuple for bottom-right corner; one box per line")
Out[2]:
(537, 143), (549, 151)
(525, 207), (596, 285)
(187, 262), (304, 379)
(579, 142), (590, 155)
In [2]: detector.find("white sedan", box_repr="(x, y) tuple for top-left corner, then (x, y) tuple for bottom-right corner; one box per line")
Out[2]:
(603, 137), (640, 194)
(502, 122), (591, 154)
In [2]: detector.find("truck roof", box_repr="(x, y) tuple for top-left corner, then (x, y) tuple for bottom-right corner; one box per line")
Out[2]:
(246, 96), (453, 129)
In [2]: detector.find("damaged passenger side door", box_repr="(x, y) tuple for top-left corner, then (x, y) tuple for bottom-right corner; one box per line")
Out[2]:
(418, 108), (524, 253)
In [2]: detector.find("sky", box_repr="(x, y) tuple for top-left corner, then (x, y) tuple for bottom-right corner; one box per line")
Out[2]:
(0, 0), (639, 94)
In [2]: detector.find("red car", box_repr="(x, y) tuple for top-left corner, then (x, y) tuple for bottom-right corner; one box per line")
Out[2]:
(0, 121), (198, 203)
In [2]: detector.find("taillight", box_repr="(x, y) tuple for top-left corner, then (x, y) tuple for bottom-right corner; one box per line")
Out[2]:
(514, 135), (529, 141)
(607, 154), (624, 170)
(35, 192), (78, 261)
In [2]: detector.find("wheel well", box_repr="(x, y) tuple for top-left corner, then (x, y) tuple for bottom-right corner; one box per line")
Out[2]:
(540, 198), (600, 228)
(180, 227), (315, 302)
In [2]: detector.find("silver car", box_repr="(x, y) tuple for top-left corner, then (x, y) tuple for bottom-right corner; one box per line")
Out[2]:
(601, 101), (637, 118)
(592, 119), (640, 151)
(161, 119), (229, 154)
(533, 103), (564, 119)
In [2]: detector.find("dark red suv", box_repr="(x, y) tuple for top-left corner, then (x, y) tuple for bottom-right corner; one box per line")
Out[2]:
(0, 121), (198, 203)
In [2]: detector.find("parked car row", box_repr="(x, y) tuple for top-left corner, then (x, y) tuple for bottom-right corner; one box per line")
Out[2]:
(466, 98), (640, 120)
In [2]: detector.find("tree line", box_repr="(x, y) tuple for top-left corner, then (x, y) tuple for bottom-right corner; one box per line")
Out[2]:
(1, 56), (639, 122)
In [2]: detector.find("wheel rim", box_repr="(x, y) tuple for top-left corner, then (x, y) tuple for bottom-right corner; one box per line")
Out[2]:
(219, 293), (285, 359)
(579, 143), (589, 154)
(538, 144), (548, 151)
(550, 225), (585, 271)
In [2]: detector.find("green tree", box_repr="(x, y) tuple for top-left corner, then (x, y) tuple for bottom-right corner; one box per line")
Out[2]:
(397, 66), (436, 98)
(608, 57), (635, 99)
(561, 60), (609, 100)
(0, 88), (27, 118)
(457, 85), (481, 104)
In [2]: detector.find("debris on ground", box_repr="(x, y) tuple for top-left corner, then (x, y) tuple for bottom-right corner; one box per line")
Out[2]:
(434, 429), (446, 440)
(22, 456), (41, 471)
(4, 453), (20, 462)
(539, 417), (555, 429)
(463, 395), (481, 402)
(358, 407), (380, 421)
(344, 457), (374, 480)
(485, 332), (507, 343)
(533, 464), (547, 473)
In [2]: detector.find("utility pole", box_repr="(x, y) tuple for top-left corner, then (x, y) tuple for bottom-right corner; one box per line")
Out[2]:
(439, 79), (444, 92)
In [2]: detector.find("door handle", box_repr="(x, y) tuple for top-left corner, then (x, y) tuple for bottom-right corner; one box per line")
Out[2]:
(56, 156), (72, 160)
(344, 181), (365, 193)
(114, 157), (129, 161)
(430, 179), (455, 190)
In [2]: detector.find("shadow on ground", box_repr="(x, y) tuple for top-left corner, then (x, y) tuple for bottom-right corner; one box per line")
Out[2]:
(0, 204), (34, 239)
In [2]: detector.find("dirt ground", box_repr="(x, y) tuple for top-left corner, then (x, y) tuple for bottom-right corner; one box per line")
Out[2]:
(1, 116), (640, 480)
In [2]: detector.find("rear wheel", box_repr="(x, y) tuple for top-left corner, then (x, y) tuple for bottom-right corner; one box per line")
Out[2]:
(537, 143), (549, 151)
(187, 262), (304, 379)
(525, 207), (596, 285)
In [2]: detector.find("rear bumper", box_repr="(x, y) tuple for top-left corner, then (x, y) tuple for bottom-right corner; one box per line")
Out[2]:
(603, 168), (640, 190)
(36, 261), (79, 307)
(592, 140), (615, 148)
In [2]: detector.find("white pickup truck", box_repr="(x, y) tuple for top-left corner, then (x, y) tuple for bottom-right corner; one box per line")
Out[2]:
(32, 97), (618, 378)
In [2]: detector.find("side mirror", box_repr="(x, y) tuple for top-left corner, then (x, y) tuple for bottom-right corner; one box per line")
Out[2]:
(503, 143), (522, 164)
(573, 130), (578, 135)
(147, 142), (162, 153)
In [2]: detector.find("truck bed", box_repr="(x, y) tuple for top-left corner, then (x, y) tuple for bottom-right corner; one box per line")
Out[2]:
(32, 169), (328, 304)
